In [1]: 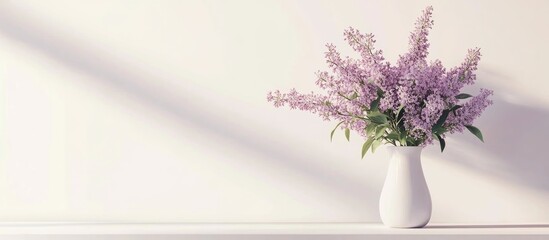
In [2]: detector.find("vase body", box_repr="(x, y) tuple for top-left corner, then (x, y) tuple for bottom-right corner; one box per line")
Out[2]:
(379, 146), (431, 228)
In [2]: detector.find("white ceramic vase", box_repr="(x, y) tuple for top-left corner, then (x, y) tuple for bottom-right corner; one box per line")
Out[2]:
(379, 146), (431, 228)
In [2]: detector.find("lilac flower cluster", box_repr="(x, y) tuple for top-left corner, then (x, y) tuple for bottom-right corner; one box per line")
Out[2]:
(267, 6), (493, 151)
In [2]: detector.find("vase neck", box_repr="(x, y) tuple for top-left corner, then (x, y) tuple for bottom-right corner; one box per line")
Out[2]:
(389, 146), (423, 161)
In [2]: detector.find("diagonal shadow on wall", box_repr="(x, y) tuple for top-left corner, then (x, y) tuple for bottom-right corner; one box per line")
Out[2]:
(0, 6), (380, 219)
(425, 70), (549, 193)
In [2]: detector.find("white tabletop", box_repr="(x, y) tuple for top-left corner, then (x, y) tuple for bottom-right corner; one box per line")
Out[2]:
(0, 223), (547, 239)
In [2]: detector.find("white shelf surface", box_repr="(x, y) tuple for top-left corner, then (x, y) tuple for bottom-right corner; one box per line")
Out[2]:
(0, 223), (548, 239)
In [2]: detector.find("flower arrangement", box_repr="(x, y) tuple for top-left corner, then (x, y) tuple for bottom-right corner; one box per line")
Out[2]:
(267, 6), (493, 158)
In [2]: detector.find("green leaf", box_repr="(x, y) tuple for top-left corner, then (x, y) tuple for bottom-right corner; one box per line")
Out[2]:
(374, 125), (387, 139)
(370, 115), (387, 124)
(465, 125), (484, 142)
(345, 128), (350, 141)
(399, 132), (407, 146)
(368, 112), (387, 124)
(376, 87), (384, 98)
(395, 105), (405, 122)
(439, 137), (446, 152)
(361, 138), (375, 159)
(397, 118), (406, 132)
(432, 110), (450, 133)
(370, 99), (380, 111)
(434, 134), (446, 152)
(433, 126), (447, 135)
(456, 93), (473, 99)
(365, 123), (377, 137)
(450, 105), (462, 111)
(437, 110), (450, 126)
(371, 139), (382, 153)
(386, 132), (399, 141)
(368, 88), (384, 112)
(450, 105), (462, 115)
(330, 121), (344, 142)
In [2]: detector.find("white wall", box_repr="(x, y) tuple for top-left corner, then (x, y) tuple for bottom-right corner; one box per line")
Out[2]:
(0, 0), (548, 223)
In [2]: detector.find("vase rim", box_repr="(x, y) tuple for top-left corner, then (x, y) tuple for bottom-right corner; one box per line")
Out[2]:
(386, 146), (424, 154)
(386, 146), (424, 148)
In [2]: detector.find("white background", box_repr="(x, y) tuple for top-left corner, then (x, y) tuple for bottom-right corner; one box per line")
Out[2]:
(0, 0), (548, 223)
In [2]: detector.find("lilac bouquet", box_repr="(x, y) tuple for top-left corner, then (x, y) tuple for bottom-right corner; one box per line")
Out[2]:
(267, 6), (493, 158)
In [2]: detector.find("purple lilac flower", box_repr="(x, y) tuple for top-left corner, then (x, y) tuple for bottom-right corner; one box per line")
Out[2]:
(267, 6), (493, 148)
(447, 88), (494, 134)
